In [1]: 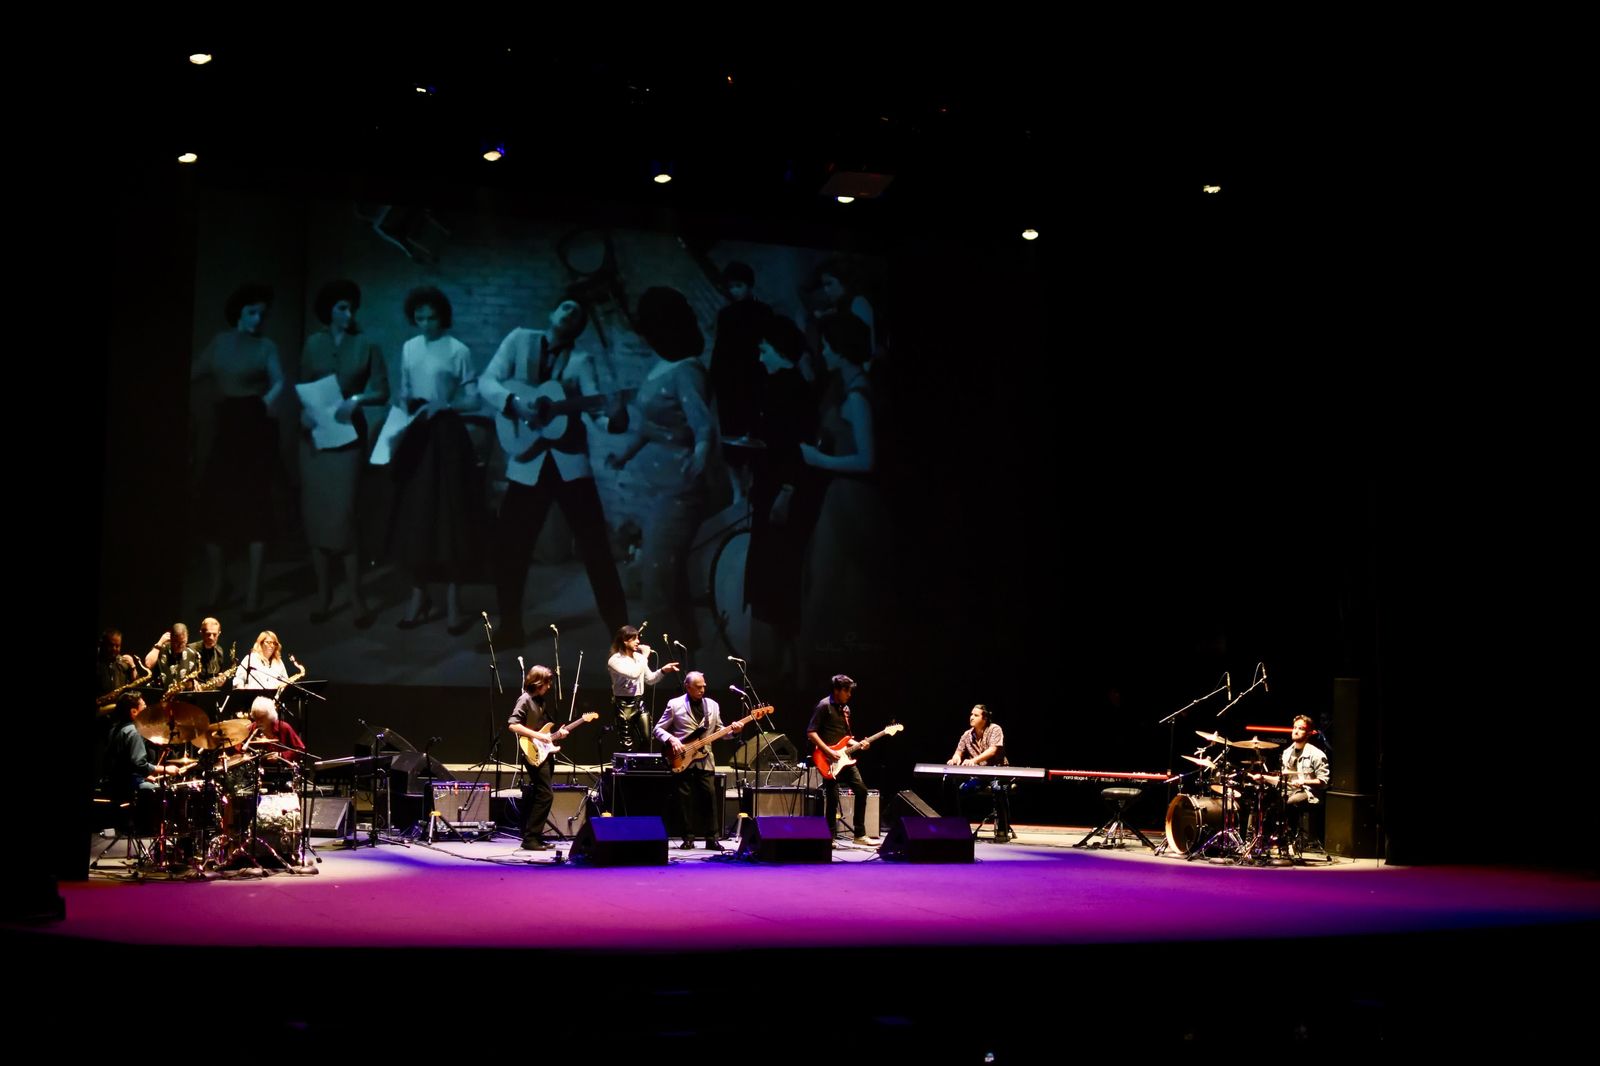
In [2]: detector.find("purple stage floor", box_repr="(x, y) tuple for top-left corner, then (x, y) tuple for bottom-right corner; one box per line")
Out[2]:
(7, 830), (1597, 1053)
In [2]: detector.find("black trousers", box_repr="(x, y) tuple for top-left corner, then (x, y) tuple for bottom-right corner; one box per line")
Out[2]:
(822, 764), (869, 837)
(493, 464), (628, 635)
(673, 765), (720, 840)
(519, 760), (554, 844)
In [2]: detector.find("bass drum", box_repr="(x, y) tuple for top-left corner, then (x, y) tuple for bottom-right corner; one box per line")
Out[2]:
(1165, 793), (1224, 854)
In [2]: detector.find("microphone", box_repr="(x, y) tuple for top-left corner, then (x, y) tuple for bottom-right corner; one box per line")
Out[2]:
(1261, 665), (1269, 694)
(672, 640), (687, 651)
(549, 624), (559, 635)
(728, 684), (750, 700)
(637, 620), (648, 635)
(1225, 671), (1232, 702)
(727, 655), (746, 664)
(517, 655), (526, 675)
(481, 611), (492, 630)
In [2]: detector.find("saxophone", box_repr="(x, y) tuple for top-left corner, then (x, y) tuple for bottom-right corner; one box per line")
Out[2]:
(278, 655), (308, 692)
(95, 662), (152, 714)
(195, 640), (240, 692)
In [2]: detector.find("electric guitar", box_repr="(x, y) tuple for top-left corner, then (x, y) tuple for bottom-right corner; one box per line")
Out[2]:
(518, 712), (600, 768)
(665, 705), (773, 773)
(813, 723), (905, 780)
(494, 379), (634, 462)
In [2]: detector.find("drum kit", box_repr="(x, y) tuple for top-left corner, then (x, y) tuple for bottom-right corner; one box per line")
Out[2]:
(127, 699), (313, 875)
(1165, 730), (1319, 864)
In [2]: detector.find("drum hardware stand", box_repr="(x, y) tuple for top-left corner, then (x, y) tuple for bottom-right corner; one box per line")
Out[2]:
(216, 747), (286, 873)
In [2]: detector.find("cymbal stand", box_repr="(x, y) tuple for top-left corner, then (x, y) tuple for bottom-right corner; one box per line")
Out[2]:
(1191, 750), (1246, 860)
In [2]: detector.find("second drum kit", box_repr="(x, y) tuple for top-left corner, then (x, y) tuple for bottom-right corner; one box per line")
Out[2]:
(1164, 730), (1318, 864)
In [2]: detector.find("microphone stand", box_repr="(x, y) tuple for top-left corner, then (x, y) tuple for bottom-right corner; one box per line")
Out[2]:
(472, 615), (516, 805)
(1156, 677), (1230, 854)
(551, 625), (563, 703)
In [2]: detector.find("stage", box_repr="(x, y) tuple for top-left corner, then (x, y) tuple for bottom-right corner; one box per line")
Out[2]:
(6, 825), (1596, 1053)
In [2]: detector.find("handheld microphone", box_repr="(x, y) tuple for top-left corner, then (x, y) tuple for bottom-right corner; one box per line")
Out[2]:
(727, 655), (746, 664)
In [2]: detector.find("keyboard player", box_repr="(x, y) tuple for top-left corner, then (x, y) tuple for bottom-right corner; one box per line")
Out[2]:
(947, 704), (1013, 842)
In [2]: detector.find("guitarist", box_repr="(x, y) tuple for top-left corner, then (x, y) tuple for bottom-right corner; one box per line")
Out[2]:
(653, 672), (742, 850)
(479, 298), (629, 646)
(806, 674), (872, 844)
(507, 665), (571, 852)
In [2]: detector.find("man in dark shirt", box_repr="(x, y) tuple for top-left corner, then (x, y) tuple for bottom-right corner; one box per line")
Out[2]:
(806, 674), (872, 844)
(507, 665), (576, 851)
(103, 693), (181, 806)
(145, 623), (201, 690)
(194, 616), (233, 687)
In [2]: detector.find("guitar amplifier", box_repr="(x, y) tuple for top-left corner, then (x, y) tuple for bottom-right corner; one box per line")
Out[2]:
(430, 782), (490, 824)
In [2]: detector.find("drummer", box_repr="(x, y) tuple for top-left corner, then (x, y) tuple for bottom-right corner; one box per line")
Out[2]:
(1281, 715), (1329, 846)
(102, 693), (183, 806)
(248, 696), (306, 761)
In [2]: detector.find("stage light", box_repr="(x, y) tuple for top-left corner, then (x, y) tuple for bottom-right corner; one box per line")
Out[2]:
(836, 195), (855, 204)
(1021, 228), (1039, 241)
(1203, 185), (1221, 194)
(188, 54), (212, 66)
(653, 172), (673, 184)
(483, 148), (504, 162)
(178, 153), (198, 164)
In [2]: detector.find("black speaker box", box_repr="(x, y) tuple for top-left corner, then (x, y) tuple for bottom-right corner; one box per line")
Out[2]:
(569, 816), (668, 866)
(734, 816), (832, 863)
(731, 731), (799, 769)
(1324, 791), (1382, 858)
(896, 790), (941, 818)
(879, 816), (975, 863)
(742, 786), (813, 817)
(307, 796), (354, 837)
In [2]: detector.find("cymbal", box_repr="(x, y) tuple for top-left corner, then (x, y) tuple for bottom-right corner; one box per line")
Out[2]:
(1181, 754), (1215, 769)
(1209, 785), (1242, 798)
(1195, 730), (1229, 745)
(133, 703), (173, 744)
(205, 719), (254, 748)
(1229, 737), (1281, 750)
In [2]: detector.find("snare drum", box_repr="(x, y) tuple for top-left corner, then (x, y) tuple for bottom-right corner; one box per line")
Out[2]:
(1165, 793), (1225, 854)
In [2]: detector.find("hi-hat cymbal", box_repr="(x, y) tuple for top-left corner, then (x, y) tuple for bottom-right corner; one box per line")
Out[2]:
(1195, 730), (1229, 745)
(1229, 737), (1281, 750)
(1181, 754), (1215, 769)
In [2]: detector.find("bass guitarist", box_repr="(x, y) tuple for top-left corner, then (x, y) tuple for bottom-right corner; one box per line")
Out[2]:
(654, 671), (742, 850)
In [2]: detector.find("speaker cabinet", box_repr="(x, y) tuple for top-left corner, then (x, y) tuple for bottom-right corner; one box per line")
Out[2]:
(734, 816), (833, 863)
(879, 816), (975, 863)
(731, 731), (800, 769)
(835, 789), (881, 838)
(896, 790), (941, 818)
(307, 797), (355, 837)
(1324, 791), (1381, 858)
(569, 816), (669, 866)
(429, 782), (490, 825)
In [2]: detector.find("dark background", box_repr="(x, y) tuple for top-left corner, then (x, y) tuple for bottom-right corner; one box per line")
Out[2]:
(67, 44), (1579, 872)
